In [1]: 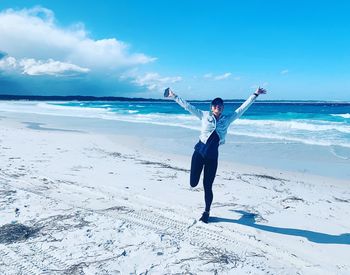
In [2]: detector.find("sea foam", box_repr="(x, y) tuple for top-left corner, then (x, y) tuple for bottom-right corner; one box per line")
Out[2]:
(331, 113), (350, 119)
(1, 101), (349, 149)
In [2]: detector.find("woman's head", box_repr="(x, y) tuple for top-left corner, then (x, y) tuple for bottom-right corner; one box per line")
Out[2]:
(211, 97), (224, 117)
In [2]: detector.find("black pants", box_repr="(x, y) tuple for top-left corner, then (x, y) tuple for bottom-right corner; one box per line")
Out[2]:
(190, 151), (218, 212)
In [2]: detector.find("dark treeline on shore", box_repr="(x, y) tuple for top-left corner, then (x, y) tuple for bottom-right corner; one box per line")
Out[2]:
(0, 94), (167, 102)
(0, 94), (349, 105)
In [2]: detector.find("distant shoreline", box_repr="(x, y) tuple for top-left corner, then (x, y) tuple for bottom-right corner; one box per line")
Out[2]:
(0, 94), (349, 104)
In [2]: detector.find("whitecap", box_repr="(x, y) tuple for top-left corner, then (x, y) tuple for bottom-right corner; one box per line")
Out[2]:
(331, 113), (350, 119)
(235, 119), (350, 134)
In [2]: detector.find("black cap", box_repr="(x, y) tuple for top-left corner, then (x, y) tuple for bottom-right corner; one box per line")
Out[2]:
(211, 97), (224, 106)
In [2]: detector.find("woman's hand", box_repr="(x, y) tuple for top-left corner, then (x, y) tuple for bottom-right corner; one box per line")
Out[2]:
(255, 87), (267, 95)
(164, 87), (176, 98)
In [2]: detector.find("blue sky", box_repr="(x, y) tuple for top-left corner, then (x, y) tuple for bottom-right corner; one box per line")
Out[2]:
(0, 1), (349, 100)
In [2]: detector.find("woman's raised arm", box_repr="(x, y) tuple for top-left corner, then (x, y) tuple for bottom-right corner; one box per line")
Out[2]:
(164, 88), (203, 120)
(229, 87), (267, 123)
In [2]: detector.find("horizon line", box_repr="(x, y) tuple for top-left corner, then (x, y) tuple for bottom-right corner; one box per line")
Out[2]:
(0, 94), (349, 104)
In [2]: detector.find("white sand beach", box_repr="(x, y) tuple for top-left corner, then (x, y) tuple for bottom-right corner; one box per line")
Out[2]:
(1, 110), (350, 274)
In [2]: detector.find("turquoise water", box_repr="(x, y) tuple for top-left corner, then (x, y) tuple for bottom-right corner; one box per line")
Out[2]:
(51, 100), (350, 149)
(0, 100), (349, 148)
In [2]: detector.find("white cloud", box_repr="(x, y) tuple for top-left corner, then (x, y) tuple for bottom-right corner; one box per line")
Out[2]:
(0, 55), (89, 76)
(281, 69), (289, 75)
(214, 72), (231, 80)
(122, 71), (182, 91)
(203, 72), (233, 80)
(20, 58), (90, 76)
(203, 73), (213, 79)
(0, 56), (18, 70)
(0, 7), (155, 71)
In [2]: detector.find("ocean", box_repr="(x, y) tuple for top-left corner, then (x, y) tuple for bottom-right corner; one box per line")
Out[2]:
(2, 99), (349, 148)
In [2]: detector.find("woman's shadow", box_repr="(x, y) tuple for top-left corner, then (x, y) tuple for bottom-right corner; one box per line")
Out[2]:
(209, 210), (350, 245)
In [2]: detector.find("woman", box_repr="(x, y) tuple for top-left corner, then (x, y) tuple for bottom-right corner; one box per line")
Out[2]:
(164, 87), (267, 223)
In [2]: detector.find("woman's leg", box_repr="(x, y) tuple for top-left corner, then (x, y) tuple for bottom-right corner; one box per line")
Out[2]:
(190, 151), (205, 187)
(203, 158), (218, 212)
